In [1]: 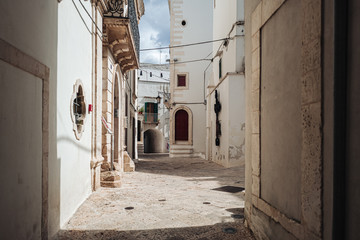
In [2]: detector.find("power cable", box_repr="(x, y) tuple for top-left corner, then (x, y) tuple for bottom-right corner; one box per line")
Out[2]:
(154, 35), (243, 65)
(77, 0), (103, 37)
(139, 68), (170, 81)
(171, 58), (212, 65)
(71, 0), (92, 34)
(140, 37), (230, 51)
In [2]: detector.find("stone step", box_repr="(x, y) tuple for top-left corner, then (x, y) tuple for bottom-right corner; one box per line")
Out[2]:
(123, 151), (135, 172)
(169, 145), (199, 158)
(170, 144), (192, 149)
(137, 142), (144, 154)
(170, 148), (193, 154)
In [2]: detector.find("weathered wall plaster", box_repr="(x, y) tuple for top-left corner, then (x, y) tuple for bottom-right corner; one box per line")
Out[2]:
(206, 0), (246, 168)
(260, 0), (302, 221)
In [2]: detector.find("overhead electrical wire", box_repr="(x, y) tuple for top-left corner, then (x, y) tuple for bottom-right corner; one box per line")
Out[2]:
(78, 0), (103, 36)
(72, 1), (243, 69)
(171, 58), (212, 65)
(139, 68), (170, 81)
(71, 0), (103, 37)
(140, 37), (230, 51)
(143, 35), (243, 65)
(71, 0), (92, 34)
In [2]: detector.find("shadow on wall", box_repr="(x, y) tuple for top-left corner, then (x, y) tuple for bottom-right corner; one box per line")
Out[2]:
(57, 136), (92, 153)
(143, 129), (165, 153)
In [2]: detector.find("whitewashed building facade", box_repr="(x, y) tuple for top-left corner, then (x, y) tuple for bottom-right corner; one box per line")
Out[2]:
(137, 63), (170, 150)
(168, 0), (213, 158)
(205, 0), (246, 167)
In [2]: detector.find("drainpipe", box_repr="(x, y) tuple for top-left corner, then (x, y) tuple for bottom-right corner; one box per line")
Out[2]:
(101, 116), (114, 171)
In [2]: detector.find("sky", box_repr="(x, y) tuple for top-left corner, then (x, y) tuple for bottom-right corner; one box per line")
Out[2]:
(139, 0), (170, 64)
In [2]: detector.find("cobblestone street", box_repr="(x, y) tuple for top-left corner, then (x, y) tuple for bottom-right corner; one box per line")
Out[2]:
(54, 154), (254, 240)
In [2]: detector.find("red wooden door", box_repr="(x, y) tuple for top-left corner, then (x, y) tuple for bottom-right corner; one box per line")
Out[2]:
(175, 110), (188, 141)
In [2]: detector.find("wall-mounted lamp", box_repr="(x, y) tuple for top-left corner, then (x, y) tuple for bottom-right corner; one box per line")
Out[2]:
(156, 95), (161, 104)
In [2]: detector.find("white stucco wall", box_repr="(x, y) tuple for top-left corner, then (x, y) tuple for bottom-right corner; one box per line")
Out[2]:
(0, 0), (58, 238)
(169, 0), (212, 156)
(207, 0), (245, 167)
(138, 64), (170, 144)
(57, 0), (92, 227)
(212, 0), (245, 77)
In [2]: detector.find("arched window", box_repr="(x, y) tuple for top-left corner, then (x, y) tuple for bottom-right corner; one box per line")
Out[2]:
(175, 110), (189, 141)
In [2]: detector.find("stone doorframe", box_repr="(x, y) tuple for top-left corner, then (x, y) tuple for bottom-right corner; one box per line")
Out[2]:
(0, 38), (50, 240)
(249, 0), (322, 239)
(170, 105), (193, 145)
(112, 64), (125, 169)
(102, 63), (125, 171)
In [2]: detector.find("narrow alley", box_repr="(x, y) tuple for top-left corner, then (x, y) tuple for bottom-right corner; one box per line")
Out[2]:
(54, 154), (254, 240)
(2, 0), (360, 239)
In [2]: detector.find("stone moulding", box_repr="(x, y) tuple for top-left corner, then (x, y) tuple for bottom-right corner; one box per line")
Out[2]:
(103, 17), (139, 73)
(170, 105), (193, 146)
(0, 38), (50, 240)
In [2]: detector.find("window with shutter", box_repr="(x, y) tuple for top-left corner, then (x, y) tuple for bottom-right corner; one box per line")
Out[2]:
(177, 74), (186, 87)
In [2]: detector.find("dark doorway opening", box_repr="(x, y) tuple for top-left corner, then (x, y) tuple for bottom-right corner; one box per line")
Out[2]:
(175, 110), (189, 141)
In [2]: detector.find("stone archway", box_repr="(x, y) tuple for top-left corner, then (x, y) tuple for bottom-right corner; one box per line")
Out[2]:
(144, 129), (165, 153)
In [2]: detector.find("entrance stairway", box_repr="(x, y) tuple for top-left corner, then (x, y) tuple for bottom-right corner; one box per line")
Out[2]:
(137, 142), (144, 155)
(169, 145), (195, 158)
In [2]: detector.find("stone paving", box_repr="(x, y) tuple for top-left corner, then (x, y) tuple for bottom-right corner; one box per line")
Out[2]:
(54, 154), (255, 240)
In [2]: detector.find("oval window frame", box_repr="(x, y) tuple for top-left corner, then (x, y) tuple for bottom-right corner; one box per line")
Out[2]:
(70, 79), (87, 140)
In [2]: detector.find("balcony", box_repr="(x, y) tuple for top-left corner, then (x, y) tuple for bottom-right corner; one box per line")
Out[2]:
(144, 113), (159, 124)
(103, 0), (140, 73)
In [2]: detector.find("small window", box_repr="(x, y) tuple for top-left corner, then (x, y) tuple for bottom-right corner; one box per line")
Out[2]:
(140, 70), (142, 76)
(160, 73), (163, 78)
(150, 72), (152, 77)
(177, 74), (186, 87)
(181, 20), (186, 26)
(73, 86), (86, 127)
(71, 80), (87, 140)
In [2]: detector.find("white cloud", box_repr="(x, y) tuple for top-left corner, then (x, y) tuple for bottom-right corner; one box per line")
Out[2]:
(139, 0), (170, 64)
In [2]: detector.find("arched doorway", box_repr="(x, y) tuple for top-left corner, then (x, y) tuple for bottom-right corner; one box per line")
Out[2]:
(175, 109), (189, 141)
(144, 129), (164, 153)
